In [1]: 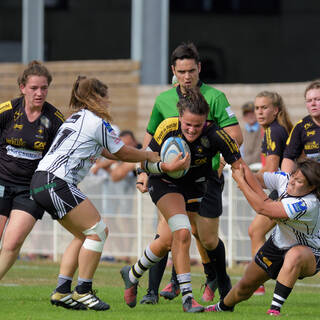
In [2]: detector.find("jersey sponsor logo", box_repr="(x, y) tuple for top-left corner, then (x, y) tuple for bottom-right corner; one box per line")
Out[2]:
(0, 101), (12, 114)
(200, 136), (210, 148)
(305, 141), (319, 150)
(6, 145), (42, 160)
(307, 130), (316, 137)
(275, 171), (287, 176)
(225, 106), (235, 118)
(306, 153), (320, 162)
(13, 123), (23, 130)
(291, 201), (307, 213)
(194, 157), (207, 165)
(6, 137), (26, 147)
(262, 256), (272, 267)
(34, 141), (47, 150)
(103, 120), (114, 132)
(154, 118), (179, 145)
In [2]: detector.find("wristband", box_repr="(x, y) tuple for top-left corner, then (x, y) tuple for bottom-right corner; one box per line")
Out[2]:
(136, 167), (146, 175)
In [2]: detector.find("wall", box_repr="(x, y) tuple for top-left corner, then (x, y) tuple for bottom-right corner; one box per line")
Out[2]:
(136, 82), (307, 142)
(0, 60), (140, 133)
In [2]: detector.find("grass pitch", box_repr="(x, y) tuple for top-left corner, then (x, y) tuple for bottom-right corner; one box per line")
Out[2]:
(1, 260), (320, 319)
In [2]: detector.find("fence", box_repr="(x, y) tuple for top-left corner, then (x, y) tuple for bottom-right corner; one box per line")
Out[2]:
(15, 167), (259, 267)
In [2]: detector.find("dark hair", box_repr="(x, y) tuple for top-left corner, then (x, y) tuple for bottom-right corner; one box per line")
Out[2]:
(120, 130), (136, 140)
(304, 79), (320, 98)
(295, 158), (320, 200)
(171, 42), (200, 66)
(69, 76), (112, 121)
(177, 88), (209, 117)
(18, 60), (52, 87)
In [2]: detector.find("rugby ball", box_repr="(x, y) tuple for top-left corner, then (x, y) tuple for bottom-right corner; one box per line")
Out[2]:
(160, 137), (190, 179)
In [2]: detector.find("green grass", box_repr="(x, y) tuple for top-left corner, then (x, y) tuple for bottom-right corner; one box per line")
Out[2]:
(1, 260), (320, 319)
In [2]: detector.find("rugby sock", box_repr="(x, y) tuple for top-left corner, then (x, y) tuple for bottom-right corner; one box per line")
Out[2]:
(205, 238), (231, 298)
(75, 277), (92, 293)
(56, 274), (73, 293)
(171, 265), (178, 284)
(269, 281), (292, 312)
(147, 235), (169, 293)
(203, 262), (217, 282)
(129, 245), (163, 284)
(215, 300), (234, 311)
(177, 272), (192, 303)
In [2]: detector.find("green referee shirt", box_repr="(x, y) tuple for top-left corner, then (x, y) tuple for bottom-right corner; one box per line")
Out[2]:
(146, 82), (239, 170)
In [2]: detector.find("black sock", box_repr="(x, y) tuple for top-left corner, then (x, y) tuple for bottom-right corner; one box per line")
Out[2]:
(270, 281), (292, 312)
(219, 299), (234, 311)
(76, 280), (92, 294)
(56, 279), (72, 294)
(171, 265), (178, 284)
(147, 234), (168, 294)
(206, 238), (230, 297)
(203, 262), (216, 282)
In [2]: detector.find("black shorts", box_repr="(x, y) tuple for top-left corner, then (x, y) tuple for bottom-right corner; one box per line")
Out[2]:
(30, 171), (86, 220)
(199, 171), (224, 218)
(0, 178), (44, 220)
(255, 236), (320, 279)
(148, 176), (206, 212)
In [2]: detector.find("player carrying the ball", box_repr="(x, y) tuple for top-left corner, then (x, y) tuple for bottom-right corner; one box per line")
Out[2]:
(120, 87), (247, 313)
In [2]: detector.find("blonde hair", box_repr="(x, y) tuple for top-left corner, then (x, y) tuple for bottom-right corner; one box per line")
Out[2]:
(304, 79), (320, 98)
(256, 91), (293, 134)
(69, 76), (112, 121)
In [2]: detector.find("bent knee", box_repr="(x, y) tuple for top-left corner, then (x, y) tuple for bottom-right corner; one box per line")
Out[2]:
(173, 228), (191, 244)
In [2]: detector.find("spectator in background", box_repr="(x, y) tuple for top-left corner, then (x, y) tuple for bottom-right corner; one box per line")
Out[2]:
(92, 130), (142, 262)
(240, 102), (261, 166)
(282, 79), (320, 172)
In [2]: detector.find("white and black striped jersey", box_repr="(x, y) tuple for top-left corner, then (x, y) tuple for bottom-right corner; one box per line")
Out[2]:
(36, 109), (124, 185)
(264, 171), (320, 254)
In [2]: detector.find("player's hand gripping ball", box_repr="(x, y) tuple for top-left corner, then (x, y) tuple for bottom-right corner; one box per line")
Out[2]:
(160, 137), (190, 179)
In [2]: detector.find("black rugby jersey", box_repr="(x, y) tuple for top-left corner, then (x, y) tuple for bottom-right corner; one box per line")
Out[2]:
(284, 115), (320, 162)
(149, 117), (241, 184)
(261, 120), (288, 165)
(0, 97), (64, 185)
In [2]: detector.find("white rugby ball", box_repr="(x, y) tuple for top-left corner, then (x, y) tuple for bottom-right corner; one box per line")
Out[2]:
(160, 137), (190, 179)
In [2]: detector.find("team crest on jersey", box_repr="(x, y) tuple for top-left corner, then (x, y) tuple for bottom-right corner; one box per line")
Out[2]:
(291, 201), (307, 213)
(197, 146), (203, 154)
(200, 136), (210, 148)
